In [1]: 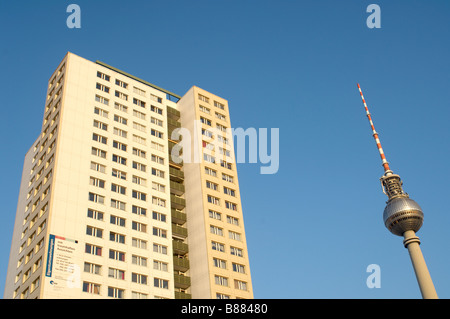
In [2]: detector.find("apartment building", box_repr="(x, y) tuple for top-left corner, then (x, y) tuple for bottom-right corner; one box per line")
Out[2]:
(3, 52), (253, 299)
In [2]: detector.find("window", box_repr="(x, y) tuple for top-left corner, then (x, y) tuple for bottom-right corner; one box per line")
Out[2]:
(91, 161), (106, 173)
(211, 241), (225, 252)
(96, 82), (110, 93)
(152, 211), (166, 222)
(151, 129), (163, 139)
(113, 140), (127, 152)
(87, 209), (104, 221)
(110, 215), (126, 227)
(214, 101), (225, 110)
(230, 246), (243, 257)
(111, 199), (126, 211)
(133, 122), (146, 132)
(216, 293), (230, 299)
(227, 215), (239, 226)
(114, 114), (128, 125)
(214, 275), (228, 287)
(84, 262), (101, 275)
(213, 258), (227, 269)
(115, 79), (128, 89)
(132, 238), (147, 249)
(151, 168), (164, 178)
(111, 183), (126, 195)
(114, 102), (128, 113)
(88, 192), (104, 204)
(112, 154), (127, 165)
(150, 94), (163, 104)
(215, 112), (226, 121)
(206, 181), (218, 191)
(115, 90), (128, 101)
(210, 225), (223, 236)
(133, 86), (146, 96)
(93, 119), (108, 131)
(225, 201), (237, 211)
(200, 117), (211, 126)
(133, 134), (146, 145)
(153, 260), (168, 272)
(89, 177), (105, 188)
(232, 263), (246, 274)
(92, 133), (107, 144)
(132, 205), (147, 216)
(153, 243), (168, 255)
(133, 109), (146, 120)
(205, 167), (217, 177)
(229, 230), (241, 241)
(216, 123), (228, 132)
(85, 243), (102, 256)
(97, 71), (110, 81)
(108, 287), (124, 299)
(94, 106), (109, 118)
(224, 186), (236, 197)
(222, 173), (234, 183)
(86, 226), (103, 238)
(202, 128), (213, 138)
(151, 141), (164, 152)
(234, 280), (248, 291)
(132, 147), (146, 158)
(151, 154), (164, 165)
(198, 94), (209, 103)
(150, 117), (163, 127)
(207, 195), (220, 205)
(113, 127), (127, 138)
(132, 255), (148, 267)
(110, 232), (125, 245)
(132, 273), (148, 285)
(112, 168), (127, 180)
(132, 175), (147, 186)
(132, 221), (147, 233)
(83, 282), (101, 295)
(95, 95), (109, 106)
(199, 105), (210, 114)
(209, 210), (221, 220)
(109, 249), (125, 262)
(108, 268), (125, 280)
(133, 98), (146, 108)
(151, 181), (165, 192)
(204, 154), (216, 164)
(92, 147), (106, 159)
(132, 291), (148, 299)
(152, 227), (167, 238)
(152, 197), (166, 208)
(154, 278), (169, 289)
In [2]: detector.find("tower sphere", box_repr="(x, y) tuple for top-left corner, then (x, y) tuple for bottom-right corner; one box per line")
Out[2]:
(383, 197), (424, 236)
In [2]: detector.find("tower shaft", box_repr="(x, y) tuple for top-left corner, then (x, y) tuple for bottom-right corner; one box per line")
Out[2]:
(403, 230), (438, 299)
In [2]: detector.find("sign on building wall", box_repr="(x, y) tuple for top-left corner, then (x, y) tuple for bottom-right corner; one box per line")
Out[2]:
(45, 234), (81, 294)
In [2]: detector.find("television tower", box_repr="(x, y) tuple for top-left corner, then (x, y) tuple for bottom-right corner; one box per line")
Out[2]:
(357, 83), (438, 299)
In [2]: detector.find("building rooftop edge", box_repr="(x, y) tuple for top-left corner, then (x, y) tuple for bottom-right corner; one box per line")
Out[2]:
(95, 60), (182, 100)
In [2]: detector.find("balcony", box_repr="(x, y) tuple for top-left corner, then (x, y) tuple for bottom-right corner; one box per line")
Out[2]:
(170, 180), (185, 196)
(173, 257), (190, 272)
(175, 291), (192, 299)
(172, 240), (189, 255)
(171, 209), (187, 225)
(169, 167), (184, 182)
(171, 194), (186, 210)
(172, 223), (188, 238)
(174, 274), (191, 289)
(167, 106), (180, 120)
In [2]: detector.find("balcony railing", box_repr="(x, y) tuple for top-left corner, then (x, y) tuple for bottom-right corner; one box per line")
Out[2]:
(172, 240), (189, 255)
(174, 274), (191, 289)
(172, 224), (188, 238)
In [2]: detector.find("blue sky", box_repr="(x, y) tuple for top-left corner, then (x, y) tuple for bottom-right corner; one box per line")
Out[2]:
(1, 0), (449, 298)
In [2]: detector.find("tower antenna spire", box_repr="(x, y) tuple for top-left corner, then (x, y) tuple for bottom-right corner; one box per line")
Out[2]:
(357, 83), (438, 299)
(357, 83), (391, 174)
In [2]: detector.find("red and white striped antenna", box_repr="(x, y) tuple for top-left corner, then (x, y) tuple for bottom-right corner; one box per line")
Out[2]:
(357, 83), (392, 175)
